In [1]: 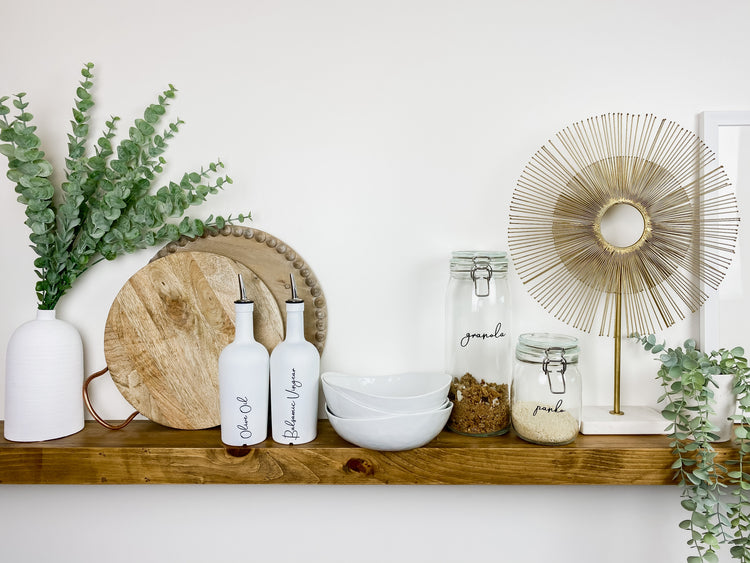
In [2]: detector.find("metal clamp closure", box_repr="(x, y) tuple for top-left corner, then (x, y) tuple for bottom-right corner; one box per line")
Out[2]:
(470, 256), (493, 297)
(543, 346), (567, 394)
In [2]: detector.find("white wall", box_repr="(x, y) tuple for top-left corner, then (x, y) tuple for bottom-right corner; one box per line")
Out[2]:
(2, 1), (749, 561)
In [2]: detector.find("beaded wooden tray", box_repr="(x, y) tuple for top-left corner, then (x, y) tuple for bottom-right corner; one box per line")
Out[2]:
(100, 226), (327, 430)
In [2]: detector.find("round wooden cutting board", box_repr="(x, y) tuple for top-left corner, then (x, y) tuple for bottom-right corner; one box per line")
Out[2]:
(104, 251), (283, 429)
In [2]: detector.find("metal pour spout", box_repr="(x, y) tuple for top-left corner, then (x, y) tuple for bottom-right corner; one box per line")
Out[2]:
(235, 273), (253, 304)
(288, 274), (303, 303)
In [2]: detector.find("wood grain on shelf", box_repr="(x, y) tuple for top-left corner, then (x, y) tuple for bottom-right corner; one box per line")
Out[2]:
(1, 421), (739, 486)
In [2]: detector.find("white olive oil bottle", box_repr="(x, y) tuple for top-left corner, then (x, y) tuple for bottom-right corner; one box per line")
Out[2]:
(219, 274), (270, 446)
(270, 274), (320, 444)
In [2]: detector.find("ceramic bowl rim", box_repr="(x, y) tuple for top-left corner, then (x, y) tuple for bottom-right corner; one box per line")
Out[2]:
(321, 371), (451, 401)
(324, 400), (452, 423)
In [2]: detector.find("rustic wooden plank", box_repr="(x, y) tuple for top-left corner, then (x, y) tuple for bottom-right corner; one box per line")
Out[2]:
(0, 421), (739, 485)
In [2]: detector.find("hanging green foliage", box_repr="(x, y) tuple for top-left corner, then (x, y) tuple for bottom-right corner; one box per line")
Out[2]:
(635, 334), (750, 563)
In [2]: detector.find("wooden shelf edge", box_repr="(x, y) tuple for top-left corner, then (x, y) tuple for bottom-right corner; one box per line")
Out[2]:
(0, 421), (739, 486)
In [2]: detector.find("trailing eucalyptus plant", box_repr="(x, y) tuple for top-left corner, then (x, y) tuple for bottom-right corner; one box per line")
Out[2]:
(635, 334), (750, 563)
(0, 62), (249, 310)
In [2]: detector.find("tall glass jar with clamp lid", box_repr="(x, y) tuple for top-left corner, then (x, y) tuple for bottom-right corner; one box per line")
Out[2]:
(445, 251), (511, 436)
(512, 333), (581, 445)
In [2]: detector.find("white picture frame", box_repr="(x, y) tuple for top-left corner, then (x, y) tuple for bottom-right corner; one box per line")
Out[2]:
(699, 111), (750, 352)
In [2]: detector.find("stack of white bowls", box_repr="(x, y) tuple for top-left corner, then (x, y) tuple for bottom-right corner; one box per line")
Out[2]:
(322, 371), (453, 451)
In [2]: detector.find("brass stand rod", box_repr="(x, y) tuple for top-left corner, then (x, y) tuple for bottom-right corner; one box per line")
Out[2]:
(611, 276), (624, 415)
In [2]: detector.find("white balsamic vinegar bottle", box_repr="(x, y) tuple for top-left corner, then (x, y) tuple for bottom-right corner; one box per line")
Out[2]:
(219, 274), (270, 446)
(270, 274), (320, 445)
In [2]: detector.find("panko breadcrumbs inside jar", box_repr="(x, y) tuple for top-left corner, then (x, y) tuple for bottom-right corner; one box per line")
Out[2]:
(511, 400), (579, 445)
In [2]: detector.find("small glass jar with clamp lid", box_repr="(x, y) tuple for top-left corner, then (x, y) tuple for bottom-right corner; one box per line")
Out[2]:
(512, 333), (581, 445)
(445, 251), (511, 436)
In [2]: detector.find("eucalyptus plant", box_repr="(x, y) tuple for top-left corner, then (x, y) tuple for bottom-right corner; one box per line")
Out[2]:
(636, 334), (750, 563)
(0, 62), (249, 310)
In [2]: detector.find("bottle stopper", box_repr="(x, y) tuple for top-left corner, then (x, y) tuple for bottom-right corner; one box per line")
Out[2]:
(287, 274), (304, 304)
(235, 274), (253, 304)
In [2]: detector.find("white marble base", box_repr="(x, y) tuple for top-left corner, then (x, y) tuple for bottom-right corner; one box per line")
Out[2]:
(580, 405), (667, 435)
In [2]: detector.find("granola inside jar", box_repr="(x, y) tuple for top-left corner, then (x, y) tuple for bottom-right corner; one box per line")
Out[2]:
(445, 251), (511, 436)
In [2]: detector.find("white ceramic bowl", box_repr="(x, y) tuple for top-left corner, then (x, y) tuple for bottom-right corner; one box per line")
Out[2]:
(326, 401), (452, 451)
(321, 372), (451, 414)
(323, 381), (402, 418)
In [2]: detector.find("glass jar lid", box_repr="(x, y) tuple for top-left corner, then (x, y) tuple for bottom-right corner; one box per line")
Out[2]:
(515, 332), (579, 363)
(450, 251), (508, 276)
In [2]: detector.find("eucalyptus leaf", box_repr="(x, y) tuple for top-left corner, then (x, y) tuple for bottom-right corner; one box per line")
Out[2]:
(679, 491), (694, 504)
(703, 549), (719, 563)
(135, 118), (155, 136)
(683, 357), (699, 371)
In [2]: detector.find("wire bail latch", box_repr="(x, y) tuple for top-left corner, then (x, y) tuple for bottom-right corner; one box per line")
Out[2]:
(543, 346), (568, 394)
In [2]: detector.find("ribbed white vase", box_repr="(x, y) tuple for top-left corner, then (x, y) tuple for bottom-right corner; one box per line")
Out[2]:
(4, 309), (84, 442)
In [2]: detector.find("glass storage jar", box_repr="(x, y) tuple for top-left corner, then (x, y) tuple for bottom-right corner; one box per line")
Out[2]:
(445, 251), (511, 436)
(512, 333), (581, 445)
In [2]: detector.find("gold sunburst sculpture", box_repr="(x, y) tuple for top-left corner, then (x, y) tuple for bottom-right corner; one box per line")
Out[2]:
(508, 113), (739, 415)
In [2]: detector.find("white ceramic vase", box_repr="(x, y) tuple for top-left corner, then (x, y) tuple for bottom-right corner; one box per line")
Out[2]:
(4, 309), (85, 442)
(710, 373), (737, 443)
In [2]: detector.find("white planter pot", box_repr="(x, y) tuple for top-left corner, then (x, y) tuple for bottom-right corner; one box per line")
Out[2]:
(4, 309), (84, 442)
(710, 373), (736, 443)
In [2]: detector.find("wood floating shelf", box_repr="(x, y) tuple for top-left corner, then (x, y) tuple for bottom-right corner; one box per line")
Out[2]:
(0, 421), (740, 485)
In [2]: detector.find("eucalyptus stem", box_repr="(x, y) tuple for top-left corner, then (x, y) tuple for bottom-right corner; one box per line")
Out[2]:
(0, 62), (250, 310)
